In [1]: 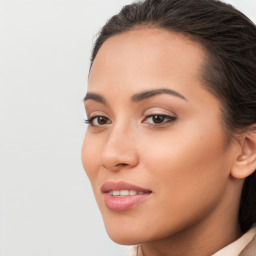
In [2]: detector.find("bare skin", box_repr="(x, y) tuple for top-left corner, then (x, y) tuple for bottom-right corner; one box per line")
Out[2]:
(82, 28), (255, 256)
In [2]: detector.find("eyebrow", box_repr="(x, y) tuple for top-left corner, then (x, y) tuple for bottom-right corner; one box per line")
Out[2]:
(83, 88), (187, 105)
(83, 93), (107, 105)
(131, 88), (187, 102)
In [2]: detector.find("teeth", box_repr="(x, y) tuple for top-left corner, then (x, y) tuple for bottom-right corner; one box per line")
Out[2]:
(108, 190), (140, 196)
(120, 190), (129, 196)
(129, 190), (137, 196)
(113, 191), (120, 196)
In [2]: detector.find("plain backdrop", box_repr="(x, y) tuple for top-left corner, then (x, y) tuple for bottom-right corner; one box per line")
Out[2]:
(0, 0), (255, 255)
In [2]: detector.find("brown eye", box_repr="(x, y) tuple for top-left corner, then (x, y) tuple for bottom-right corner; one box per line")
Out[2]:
(85, 116), (111, 126)
(152, 115), (166, 124)
(97, 116), (108, 125)
(144, 114), (177, 125)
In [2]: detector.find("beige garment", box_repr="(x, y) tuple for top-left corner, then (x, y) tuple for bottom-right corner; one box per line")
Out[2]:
(212, 226), (256, 256)
(127, 245), (140, 256)
(127, 225), (256, 256)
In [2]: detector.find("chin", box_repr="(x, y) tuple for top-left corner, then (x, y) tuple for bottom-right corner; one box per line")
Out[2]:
(109, 235), (139, 245)
(106, 228), (145, 245)
(103, 217), (151, 245)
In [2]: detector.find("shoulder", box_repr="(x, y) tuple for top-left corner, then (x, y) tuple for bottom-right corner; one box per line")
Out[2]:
(239, 234), (256, 256)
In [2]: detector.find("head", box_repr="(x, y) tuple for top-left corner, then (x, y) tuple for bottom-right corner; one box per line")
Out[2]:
(82, 0), (256, 246)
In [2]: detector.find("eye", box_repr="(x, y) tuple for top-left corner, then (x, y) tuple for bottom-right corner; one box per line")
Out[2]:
(85, 116), (111, 127)
(143, 114), (176, 125)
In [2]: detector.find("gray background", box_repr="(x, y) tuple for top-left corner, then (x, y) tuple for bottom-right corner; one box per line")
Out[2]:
(0, 0), (255, 255)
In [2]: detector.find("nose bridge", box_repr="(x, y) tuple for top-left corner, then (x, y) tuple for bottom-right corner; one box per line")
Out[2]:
(101, 119), (138, 170)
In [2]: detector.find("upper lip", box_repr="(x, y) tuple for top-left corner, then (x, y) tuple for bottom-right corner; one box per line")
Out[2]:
(101, 181), (152, 193)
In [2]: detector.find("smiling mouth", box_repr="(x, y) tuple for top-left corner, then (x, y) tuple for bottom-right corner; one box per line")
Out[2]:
(101, 181), (152, 211)
(107, 190), (150, 196)
(101, 181), (152, 195)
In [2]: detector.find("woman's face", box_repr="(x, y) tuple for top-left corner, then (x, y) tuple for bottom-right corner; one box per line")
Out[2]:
(82, 28), (238, 244)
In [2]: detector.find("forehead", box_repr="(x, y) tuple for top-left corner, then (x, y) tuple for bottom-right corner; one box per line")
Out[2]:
(88, 27), (206, 98)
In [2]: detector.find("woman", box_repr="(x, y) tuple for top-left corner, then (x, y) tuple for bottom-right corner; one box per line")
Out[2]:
(82, 0), (256, 255)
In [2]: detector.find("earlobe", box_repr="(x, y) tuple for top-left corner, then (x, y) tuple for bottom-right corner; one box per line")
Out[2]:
(231, 126), (256, 179)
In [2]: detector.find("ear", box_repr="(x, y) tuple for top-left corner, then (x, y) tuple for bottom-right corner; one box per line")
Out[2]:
(231, 125), (256, 179)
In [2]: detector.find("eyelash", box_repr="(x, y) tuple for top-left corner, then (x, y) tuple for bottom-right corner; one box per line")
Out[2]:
(144, 114), (177, 126)
(84, 116), (111, 127)
(84, 114), (177, 127)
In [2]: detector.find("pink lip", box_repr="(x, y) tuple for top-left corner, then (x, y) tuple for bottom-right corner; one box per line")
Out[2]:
(101, 181), (152, 212)
(101, 181), (151, 193)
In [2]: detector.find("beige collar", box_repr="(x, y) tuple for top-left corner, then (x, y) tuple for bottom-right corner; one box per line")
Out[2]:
(212, 225), (256, 256)
(127, 226), (256, 256)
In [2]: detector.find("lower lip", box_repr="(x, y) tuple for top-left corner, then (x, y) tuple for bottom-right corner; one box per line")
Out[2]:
(103, 193), (151, 211)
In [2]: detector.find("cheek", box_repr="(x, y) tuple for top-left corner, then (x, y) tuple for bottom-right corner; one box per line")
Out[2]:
(143, 116), (229, 187)
(81, 132), (101, 184)
(139, 123), (231, 232)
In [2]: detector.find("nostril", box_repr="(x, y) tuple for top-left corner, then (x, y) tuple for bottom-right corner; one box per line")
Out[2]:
(101, 149), (139, 171)
(117, 163), (128, 166)
(102, 163), (128, 170)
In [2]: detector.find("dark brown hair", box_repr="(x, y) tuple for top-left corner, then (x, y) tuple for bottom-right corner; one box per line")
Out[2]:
(90, 0), (256, 232)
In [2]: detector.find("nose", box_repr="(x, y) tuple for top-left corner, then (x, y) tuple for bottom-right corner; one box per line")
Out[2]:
(100, 124), (139, 172)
